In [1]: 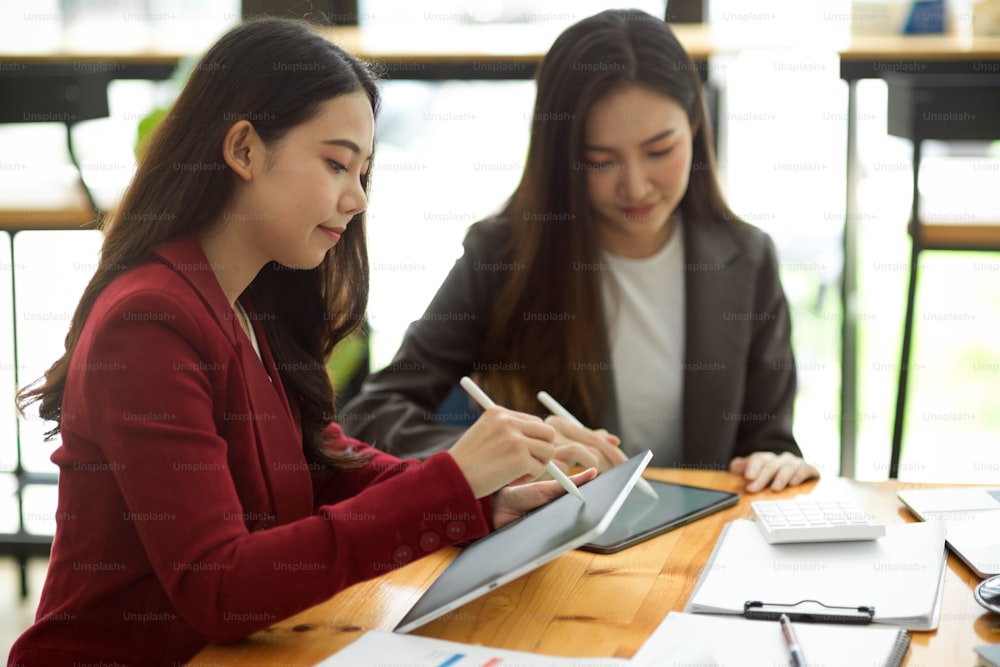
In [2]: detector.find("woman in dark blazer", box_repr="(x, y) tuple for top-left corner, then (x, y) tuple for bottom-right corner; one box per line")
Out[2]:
(342, 9), (820, 492)
(10, 19), (590, 667)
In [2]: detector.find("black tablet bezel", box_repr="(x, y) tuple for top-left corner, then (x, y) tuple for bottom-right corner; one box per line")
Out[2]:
(579, 479), (739, 554)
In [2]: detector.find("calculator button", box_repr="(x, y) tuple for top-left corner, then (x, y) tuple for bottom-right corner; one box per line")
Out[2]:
(751, 498), (886, 544)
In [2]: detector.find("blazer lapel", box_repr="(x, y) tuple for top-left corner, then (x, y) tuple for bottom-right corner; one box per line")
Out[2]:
(681, 218), (749, 466)
(151, 238), (314, 523)
(232, 308), (314, 524)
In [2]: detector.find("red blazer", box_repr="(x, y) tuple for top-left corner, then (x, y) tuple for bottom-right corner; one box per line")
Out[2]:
(9, 238), (492, 667)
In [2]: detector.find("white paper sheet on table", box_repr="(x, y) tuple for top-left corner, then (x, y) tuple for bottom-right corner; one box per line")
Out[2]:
(313, 631), (630, 667)
(313, 628), (714, 667)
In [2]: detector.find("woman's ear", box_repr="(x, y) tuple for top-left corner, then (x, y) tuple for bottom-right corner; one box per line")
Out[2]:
(220, 120), (260, 181)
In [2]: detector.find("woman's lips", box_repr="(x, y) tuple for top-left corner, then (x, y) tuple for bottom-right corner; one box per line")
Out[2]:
(622, 204), (656, 219)
(318, 225), (345, 242)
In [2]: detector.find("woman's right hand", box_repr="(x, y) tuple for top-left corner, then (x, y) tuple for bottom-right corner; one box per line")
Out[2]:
(449, 407), (558, 498)
(544, 416), (626, 474)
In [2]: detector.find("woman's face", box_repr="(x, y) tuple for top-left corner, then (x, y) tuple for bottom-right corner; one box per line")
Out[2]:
(582, 84), (693, 258)
(241, 91), (374, 271)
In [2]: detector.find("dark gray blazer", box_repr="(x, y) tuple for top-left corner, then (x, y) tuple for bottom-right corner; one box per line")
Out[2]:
(341, 216), (801, 469)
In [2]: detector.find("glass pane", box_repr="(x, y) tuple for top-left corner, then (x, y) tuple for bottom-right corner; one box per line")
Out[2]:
(14, 230), (103, 473)
(0, 233), (17, 476)
(367, 80), (534, 368)
(718, 50), (845, 478)
(22, 483), (58, 536)
(0, 473), (20, 534)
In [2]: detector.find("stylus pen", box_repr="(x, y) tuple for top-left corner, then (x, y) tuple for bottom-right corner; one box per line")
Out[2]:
(536, 391), (659, 500)
(779, 614), (807, 667)
(459, 376), (586, 503)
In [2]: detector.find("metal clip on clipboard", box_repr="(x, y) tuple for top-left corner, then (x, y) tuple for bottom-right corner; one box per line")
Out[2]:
(744, 599), (875, 624)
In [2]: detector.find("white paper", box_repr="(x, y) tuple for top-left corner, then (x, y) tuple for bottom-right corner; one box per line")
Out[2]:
(313, 631), (630, 667)
(685, 519), (947, 629)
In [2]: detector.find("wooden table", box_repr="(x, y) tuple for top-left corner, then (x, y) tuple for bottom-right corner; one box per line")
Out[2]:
(187, 469), (1000, 666)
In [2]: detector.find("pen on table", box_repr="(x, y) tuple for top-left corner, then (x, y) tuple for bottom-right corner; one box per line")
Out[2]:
(779, 613), (807, 667)
(459, 376), (586, 503)
(536, 390), (659, 500)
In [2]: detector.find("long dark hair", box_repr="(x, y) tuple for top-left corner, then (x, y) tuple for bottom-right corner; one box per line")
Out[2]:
(481, 8), (740, 424)
(17, 18), (379, 469)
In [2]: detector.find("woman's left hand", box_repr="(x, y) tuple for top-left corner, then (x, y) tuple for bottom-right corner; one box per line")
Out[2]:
(729, 451), (819, 493)
(491, 468), (598, 529)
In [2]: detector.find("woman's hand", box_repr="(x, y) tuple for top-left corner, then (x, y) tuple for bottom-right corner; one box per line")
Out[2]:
(545, 416), (627, 474)
(729, 451), (820, 492)
(449, 407), (558, 498)
(492, 468), (598, 529)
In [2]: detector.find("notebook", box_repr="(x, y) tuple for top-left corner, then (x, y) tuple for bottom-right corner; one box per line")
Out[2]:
(394, 450), (652, 633)
(685, 518), (947, 630)
(630, 612), (911, 667)
(898, 487), (1000, 578)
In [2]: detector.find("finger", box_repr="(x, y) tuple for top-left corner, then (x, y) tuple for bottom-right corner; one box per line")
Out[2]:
(523, 435), (558, 470)
(768, 462), (799, 491)
(496, 406), (545, 423)
(546, 417), (627, 466)
(743, 451), (775, 481)
(548, 457), (571, 475)
(595, 436), (628, 464)
(539, 467), (598, 501)
(518, 415), (558, 443)
(569, 468), (598, 488)
(554, 443), (601, 473)
(788, 462), (820, 487)
(595, 429), (622, 448)
(729, 456), (747, 474)
(510, 471), (542, 486)
(746, 457), (781, 492)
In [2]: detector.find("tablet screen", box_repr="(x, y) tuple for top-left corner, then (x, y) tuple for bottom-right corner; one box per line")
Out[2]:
(581, 480), (739, 554)
(394, 450), (652, 633)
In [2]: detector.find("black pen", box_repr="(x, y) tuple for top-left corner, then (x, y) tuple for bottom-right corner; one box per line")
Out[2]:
(779, 613), (807, 667)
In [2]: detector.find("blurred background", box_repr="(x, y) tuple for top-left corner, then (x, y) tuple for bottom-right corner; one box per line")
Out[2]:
(1, 0), (999, 651)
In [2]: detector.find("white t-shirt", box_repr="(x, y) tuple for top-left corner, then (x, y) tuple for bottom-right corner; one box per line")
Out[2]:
(235, 301), (262, 360)
(600, 223), (685, 466)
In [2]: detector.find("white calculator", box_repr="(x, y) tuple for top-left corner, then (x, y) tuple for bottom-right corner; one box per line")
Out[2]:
(751, 497), (886, 544)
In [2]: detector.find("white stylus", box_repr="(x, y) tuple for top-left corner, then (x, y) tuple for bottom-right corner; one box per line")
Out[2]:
(537, 390), (659, 500)
(459, 376), (586, 503)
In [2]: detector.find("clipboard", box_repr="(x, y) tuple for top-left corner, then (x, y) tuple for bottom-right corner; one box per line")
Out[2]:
(685, 519), (947, 630)
(743, 599), (875, 624)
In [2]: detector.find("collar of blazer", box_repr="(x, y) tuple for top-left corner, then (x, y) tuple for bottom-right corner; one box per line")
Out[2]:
(151, 236), (246, 347)
(150, 236), (311, 526)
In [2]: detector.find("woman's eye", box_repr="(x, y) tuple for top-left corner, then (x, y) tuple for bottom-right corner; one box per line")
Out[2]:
(585, 161), (617, 172)
(327, 160), (347, 174)
(649, 147), (674, 158)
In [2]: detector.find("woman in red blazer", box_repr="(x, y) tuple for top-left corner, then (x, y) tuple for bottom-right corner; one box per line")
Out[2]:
(9, 19), (593, 667)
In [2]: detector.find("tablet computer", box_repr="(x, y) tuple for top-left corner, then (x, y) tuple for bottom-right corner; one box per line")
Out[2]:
(580, 479), (739, 554)
(394, 450), (652, 634)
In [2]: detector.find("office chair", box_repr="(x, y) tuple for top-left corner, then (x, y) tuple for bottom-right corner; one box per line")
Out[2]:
(884, 72), (1000, 478)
